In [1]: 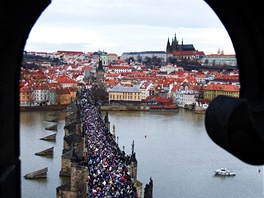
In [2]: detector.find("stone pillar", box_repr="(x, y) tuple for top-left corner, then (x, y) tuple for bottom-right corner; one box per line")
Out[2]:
(59, 156), (71, 177)
(144, 177), (153, 198)
(129, 152), (138, 181)
(70, 164), (88, 197)
(76, 123), (82, 135)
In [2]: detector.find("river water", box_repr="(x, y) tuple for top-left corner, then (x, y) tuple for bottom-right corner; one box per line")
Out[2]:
(20, 109), (264, 198)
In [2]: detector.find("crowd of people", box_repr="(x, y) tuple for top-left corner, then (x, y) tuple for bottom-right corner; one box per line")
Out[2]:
(77, 89), (138, 198)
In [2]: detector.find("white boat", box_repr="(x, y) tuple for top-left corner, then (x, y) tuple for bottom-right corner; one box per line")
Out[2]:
(214, 168), (236, 176)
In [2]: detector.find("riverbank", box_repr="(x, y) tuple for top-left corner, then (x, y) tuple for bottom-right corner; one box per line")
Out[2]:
(100, 105), (149, 111)
(20, 104), (69, 112)
(20, 104), (181, 112)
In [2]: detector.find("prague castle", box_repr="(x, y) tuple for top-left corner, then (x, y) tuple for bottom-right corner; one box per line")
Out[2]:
(166, 33), (204, 62)
(166, 33), (196, 53)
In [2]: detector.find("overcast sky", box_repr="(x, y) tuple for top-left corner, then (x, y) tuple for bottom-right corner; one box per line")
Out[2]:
(25, 0), (235, 56)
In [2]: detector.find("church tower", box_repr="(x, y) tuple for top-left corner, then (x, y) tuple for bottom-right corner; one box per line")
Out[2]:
(171, 33), (179, 52)
(166, 33), (197, 52)
(166, 37), (171, 53)
(96, 51), (105, 83)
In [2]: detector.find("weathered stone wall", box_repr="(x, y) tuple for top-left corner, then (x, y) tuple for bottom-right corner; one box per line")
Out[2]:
(70, 164), (88, 196)
(57, 190), (77, 198)
(60, 157), (71, 177)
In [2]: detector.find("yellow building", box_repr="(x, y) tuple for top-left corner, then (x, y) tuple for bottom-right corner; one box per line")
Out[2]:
(203, 84), (240, 101)
(108, 84), (142, 102)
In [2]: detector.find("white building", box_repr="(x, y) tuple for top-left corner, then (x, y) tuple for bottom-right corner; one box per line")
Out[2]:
(138, 81), (154, 100)
(202, 54), (237, 66)
(107, 53), (119, 62)
(174, 84), (200, 107)
(108, 65), (133, 73)
(32, 83), (50, 105)
(121, 51), (166, 61)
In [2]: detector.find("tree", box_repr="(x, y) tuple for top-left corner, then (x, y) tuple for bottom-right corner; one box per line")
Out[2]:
(167, 56), (177, 65)
(151, 56), (162, 66)
(143, 56), (152, 66)
(90, 84), (108, 105)
(126, 57), (135, 64)
(137, 55), (142, 63)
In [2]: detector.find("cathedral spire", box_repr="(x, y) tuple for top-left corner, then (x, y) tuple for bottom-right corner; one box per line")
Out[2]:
(166, 37), (171, 52)
(174, 33), (177, 42)
(167, 37), (170, 46)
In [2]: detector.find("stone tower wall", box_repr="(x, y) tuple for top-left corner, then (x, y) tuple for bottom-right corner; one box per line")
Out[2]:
(70, 164), (88, 196)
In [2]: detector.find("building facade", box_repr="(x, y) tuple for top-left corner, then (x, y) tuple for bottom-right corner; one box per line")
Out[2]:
(202, 54), (237, 66)
(108, 84), (142, 102)
(203, 84), (240, 100)
(121, 51), (166, 62)
(32, 83), (50, 105)
(166, 33), (205, 61)
(166, 33), (196, 54)
(20, 85), (32, 106)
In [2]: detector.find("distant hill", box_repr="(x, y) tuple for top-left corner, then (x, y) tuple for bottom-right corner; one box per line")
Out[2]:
(21, 54), (64, 69)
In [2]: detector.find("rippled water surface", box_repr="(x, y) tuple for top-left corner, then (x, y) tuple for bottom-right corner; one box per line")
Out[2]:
(20, 109), (264, 198)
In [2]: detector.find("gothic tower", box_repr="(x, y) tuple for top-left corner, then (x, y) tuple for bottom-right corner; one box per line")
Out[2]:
(166, 37), (171, 53)
(171, 33), (179, 52)
(96, 51), (105, 83)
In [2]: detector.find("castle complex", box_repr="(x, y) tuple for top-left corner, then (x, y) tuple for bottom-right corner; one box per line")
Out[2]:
(166, 33), (196, 53)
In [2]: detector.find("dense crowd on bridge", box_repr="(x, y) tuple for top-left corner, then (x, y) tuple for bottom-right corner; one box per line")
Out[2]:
(76, 89), (138, 198)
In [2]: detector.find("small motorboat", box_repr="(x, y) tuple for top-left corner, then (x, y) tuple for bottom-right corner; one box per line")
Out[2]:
(214, 168), (236, 176)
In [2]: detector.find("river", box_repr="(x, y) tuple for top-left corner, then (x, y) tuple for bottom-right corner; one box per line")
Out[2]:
(20, 109), (264, 198)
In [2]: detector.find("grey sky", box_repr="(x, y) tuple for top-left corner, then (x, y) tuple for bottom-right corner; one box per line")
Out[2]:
(25, 0), (235, 56)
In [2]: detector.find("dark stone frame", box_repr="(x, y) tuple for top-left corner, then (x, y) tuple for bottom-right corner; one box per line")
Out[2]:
(1, 0), (264, 197)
